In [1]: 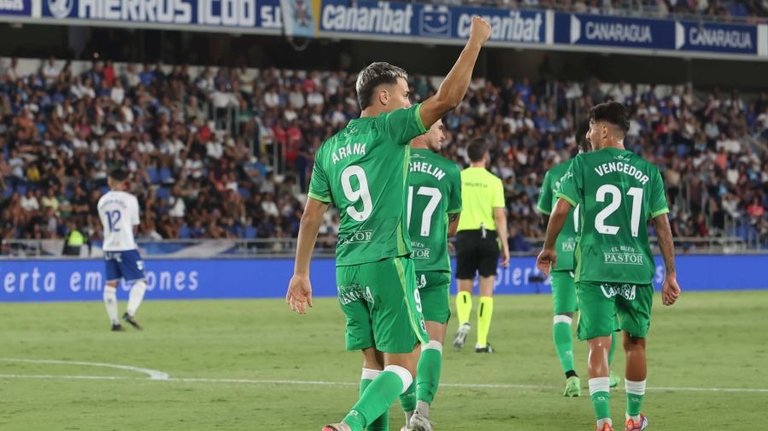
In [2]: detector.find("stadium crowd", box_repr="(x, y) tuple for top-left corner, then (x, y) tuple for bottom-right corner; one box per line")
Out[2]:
(1, 57), (767, 251)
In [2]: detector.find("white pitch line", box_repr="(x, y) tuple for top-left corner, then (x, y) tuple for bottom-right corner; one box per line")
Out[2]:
(0, 374), (128, 381)
(0, 358), (169, 380)
(0, 372), (767, 394)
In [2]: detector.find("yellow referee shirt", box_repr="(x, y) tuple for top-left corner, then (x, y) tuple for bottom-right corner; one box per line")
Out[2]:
(457, 167), (505, 232)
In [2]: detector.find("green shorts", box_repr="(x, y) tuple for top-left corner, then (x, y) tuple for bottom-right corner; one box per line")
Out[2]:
(337, 256), (428, 353)
(416, 271), (451, 324)
(576, 281), (653, 341)
(551, 270), (578, 315)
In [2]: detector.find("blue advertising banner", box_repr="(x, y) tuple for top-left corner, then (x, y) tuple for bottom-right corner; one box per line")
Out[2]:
(318, 0), (547, 44)
(0, 255), (766, 302)
(0, 1), (765, 59)
(0, 0), (31, 16)
(675, 20), (757, 54)
(420, 4), (547, 44)
(40, 0), (266, 29)
(318, 0), (416, 36)
(554, 12), (675, 50)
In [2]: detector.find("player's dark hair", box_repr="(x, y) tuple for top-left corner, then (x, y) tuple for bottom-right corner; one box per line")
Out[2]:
(589, 101), (630, 135)
(467, 138), (488, 163)
(576, 119), (591, 151)
(109, 168), (129, 182)
(355, 62), (408, 110)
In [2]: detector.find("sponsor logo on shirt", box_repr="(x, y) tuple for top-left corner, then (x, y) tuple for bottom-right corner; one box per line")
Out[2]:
(603, 245), (644, 265)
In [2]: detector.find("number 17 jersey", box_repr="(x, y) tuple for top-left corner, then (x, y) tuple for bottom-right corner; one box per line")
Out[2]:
(308, 104), (428, 267)
(556, 148), (669, 285)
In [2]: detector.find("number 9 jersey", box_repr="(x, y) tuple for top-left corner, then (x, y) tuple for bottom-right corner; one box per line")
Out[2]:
(97, 190), (141, 252)
(556, 147), (669, 285)
(308, 104), (428, 266)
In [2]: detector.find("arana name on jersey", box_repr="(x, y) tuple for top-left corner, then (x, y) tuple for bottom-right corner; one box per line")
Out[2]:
(593, 161), (650, 185)
(410, 160), (446, 181)
(331, 143), (367, 164)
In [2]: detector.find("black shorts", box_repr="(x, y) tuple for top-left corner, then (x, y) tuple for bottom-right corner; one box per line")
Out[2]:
(455, 230), (500, 279)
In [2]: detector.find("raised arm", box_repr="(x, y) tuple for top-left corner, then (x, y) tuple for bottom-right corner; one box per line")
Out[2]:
(418, 17), (491, 128)
(652, 213), (681, 306)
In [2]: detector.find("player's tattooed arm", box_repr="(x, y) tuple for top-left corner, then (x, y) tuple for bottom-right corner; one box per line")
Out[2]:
(653, 213), (681, 306)
(448, 213), (460, 237)
(653, 213), (676, 275)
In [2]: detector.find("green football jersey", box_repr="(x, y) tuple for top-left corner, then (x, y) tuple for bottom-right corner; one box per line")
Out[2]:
(537, 160), (579, 271)
(407, 149), (462, 273)
(556, 147), (669, 285)
(308, 104), (427, 266)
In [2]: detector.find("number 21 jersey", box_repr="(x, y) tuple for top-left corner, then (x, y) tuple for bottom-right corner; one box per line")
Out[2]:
(308, 104), (428, 266)
(556, 148), (669, 285)
(98, 190), (140, 251)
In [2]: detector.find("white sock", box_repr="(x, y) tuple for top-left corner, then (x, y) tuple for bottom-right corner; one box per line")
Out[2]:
(588, 377), (611, 396)
(589, 377), (612, 427)
(103, 286), (119, 324)
(126, 280), (147, 316)
(384, 364), (413, 394)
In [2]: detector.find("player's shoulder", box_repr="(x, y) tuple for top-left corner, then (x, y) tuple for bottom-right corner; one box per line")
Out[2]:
(97, 190), (112, 206)
(376, 103), (419, 122)
(547, 159), (573, 176)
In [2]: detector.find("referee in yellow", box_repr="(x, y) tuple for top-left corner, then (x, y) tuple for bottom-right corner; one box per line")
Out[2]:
(451, 138), (509, 353)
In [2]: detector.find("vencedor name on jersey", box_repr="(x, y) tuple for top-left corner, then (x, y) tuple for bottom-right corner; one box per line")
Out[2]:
(411, 240), (432, 259)
(338, 230), (373, 246)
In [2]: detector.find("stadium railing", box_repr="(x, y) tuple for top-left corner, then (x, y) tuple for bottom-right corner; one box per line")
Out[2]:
(1, 236), (760, 259)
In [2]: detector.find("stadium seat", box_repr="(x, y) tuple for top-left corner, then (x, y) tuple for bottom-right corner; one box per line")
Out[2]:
(156, 187), (171, 200)
(159, 167), (174, 184)
(243, 226), (257, 239)
(147, 167), (160, 185)
(178, 224), (191, 239)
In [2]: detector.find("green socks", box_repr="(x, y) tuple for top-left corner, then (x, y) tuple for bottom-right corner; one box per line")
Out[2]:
(456, 291), (472, 325)
(360, 369), (389, 431)
(399, 382), (416, 417)
(553, 315), (575, 374)
(476, 296), (494, 347)
(345, 366), (411, 431)
(416, 341), (443, 404)
(588, 377), (611, 424)
(625, 379), (646, 418)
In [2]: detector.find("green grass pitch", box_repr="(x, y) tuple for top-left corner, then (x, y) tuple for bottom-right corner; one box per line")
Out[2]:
(0, 291), (766, 430)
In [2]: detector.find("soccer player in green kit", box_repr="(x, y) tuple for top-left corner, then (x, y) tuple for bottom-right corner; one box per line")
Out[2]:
(536, 122), (620, 397)
(536, 102), (681, 431)
(398, 119), (462, 431)
(286, 17), (491, 431)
